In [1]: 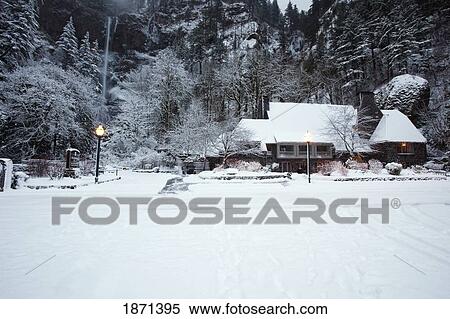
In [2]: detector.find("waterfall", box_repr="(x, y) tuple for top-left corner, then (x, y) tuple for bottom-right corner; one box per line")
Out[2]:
(102, 17), (112, 99)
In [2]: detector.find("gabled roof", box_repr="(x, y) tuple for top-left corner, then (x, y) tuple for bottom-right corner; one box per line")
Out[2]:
(236, 119), (275, 144)
(237, 102), (426, 153)
(236, 119), (275, 152)
(267, 102), (356, 146)
(369, 110), (426, 144)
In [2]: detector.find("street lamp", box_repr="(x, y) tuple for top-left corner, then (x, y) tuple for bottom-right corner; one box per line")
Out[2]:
(95, 124), (105, 184)
(304, 131), (312, 184)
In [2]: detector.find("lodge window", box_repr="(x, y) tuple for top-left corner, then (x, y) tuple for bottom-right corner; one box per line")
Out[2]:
(279, 144), (294, 154)
(397, 142), (414, 154)
(298, 144), (307, 155)
(316, 145), (329, 154)
(316, 145), (331, 157)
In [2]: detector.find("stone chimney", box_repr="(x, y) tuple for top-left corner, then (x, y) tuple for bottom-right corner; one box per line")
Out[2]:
(357, 91), (383, 136)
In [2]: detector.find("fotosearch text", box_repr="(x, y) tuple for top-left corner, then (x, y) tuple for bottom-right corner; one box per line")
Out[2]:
(51, 196), (393, 225)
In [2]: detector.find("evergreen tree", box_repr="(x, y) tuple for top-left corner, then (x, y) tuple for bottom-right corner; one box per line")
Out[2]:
(78, 32), (94, 76)
(0, 0), (39, 70)
(284, 1), (301, 34)
(55, 17), (79, 68)
(77, 32), (101, 91)
(270, 0), (282, 27)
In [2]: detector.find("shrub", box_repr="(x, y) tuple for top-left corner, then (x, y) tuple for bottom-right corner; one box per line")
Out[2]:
(318, 161), (348, 176)
(79, 160), (96, 176)
(411, 165), (426, 174)
(11, 172), (29, 189)
(368, 159), (383, 174)
(385, 162), (403, 175)
(47, 162), (66, 180)
(423, 161), (445, 170)
(345, 159), (369, 171)
(27, 159), (50, 177)
(227, 160), (262, 172)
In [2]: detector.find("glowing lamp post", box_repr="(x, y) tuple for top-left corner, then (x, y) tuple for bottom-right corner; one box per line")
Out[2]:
(94, 125), (105, 184)
(304, 131), (312, 184)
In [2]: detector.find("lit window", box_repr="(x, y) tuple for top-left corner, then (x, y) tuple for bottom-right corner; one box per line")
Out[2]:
(397, 143), (414, 154)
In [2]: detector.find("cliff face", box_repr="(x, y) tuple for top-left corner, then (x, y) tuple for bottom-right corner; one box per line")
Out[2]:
(39, 0), (303, 64)
(39, 0), (107, 42)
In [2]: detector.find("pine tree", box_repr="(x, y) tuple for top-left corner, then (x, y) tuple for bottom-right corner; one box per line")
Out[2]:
(271, 0), (282, 27)
(77, 32), (101, 91)
(90, 40), (102, 92)
(0, 0), (39, 70)
(55, 17), (79, 68)
(78, 32), (94, 76)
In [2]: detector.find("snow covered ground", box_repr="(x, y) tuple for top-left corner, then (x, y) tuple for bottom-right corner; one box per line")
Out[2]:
(0, 172), (449, 298)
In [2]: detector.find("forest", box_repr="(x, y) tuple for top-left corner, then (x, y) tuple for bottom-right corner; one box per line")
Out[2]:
(0, 0), (448, 166)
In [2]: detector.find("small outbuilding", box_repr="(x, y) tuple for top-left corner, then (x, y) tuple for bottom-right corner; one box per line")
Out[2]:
(369, 110), (427, 166)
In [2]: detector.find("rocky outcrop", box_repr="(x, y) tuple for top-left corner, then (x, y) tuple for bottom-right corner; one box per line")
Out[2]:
(39, 0), (107, 43)
(375, 74), (431, 126)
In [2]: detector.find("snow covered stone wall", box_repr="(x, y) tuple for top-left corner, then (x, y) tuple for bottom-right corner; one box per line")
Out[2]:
(375, 74), (430, 125)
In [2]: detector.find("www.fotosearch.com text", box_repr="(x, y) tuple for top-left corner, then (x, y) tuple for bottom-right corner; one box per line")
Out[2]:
(51, 196), (395, 225)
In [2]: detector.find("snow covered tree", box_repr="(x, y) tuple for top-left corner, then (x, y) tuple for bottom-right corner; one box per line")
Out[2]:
(218, 56), (248, 117)
(0, 0), (39, 70)
(104, 88), (158, 163)
(213, 117), (259, 166)
(421, 103), (449, 153)
(77, 32), (101, 91)
(166, 103), (219, 157)
(323, 106), (376, 156)
(0, 62), (98, 160)
(55, 17), (79, 69)
(124, 49), (192, 139)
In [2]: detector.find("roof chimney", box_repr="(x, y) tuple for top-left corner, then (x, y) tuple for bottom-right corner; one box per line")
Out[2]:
(359, 92), (382, 117)
(358, 91), (383, 136)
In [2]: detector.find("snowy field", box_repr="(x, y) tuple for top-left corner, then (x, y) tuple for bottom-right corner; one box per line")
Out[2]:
(0, 172), (449, 298)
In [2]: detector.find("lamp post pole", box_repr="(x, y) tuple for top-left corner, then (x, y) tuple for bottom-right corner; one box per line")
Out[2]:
(95, 136), (101, 184)
(94, 125), (105, 184)
(306, 141), (311, 183)
(305, 130), (312, 184)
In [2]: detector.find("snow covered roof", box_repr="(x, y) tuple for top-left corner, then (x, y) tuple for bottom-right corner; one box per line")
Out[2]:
(237, 102), (358, 151)
(236, 119), (275, 143)
(267, 102), (356, 146)
(236, 119), (275, 152)
(369, 110), (426, 144)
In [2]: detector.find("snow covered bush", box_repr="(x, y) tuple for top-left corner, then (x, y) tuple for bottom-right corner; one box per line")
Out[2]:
(227, 160), (262, 172)
(318, 161), (348, 176)
(11, 172), (29, 189)
(27, 160), (49, 177)
(423, 161), (445, 170)
(385, 162), (403, 175)
(128, 148), (162, 169)
(345, 159), (368, 171)
(411, 165), (426, 174)
(47, 162), (65, 180)
(79, 160), (96, 176)
(368, 159), (383, 174)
